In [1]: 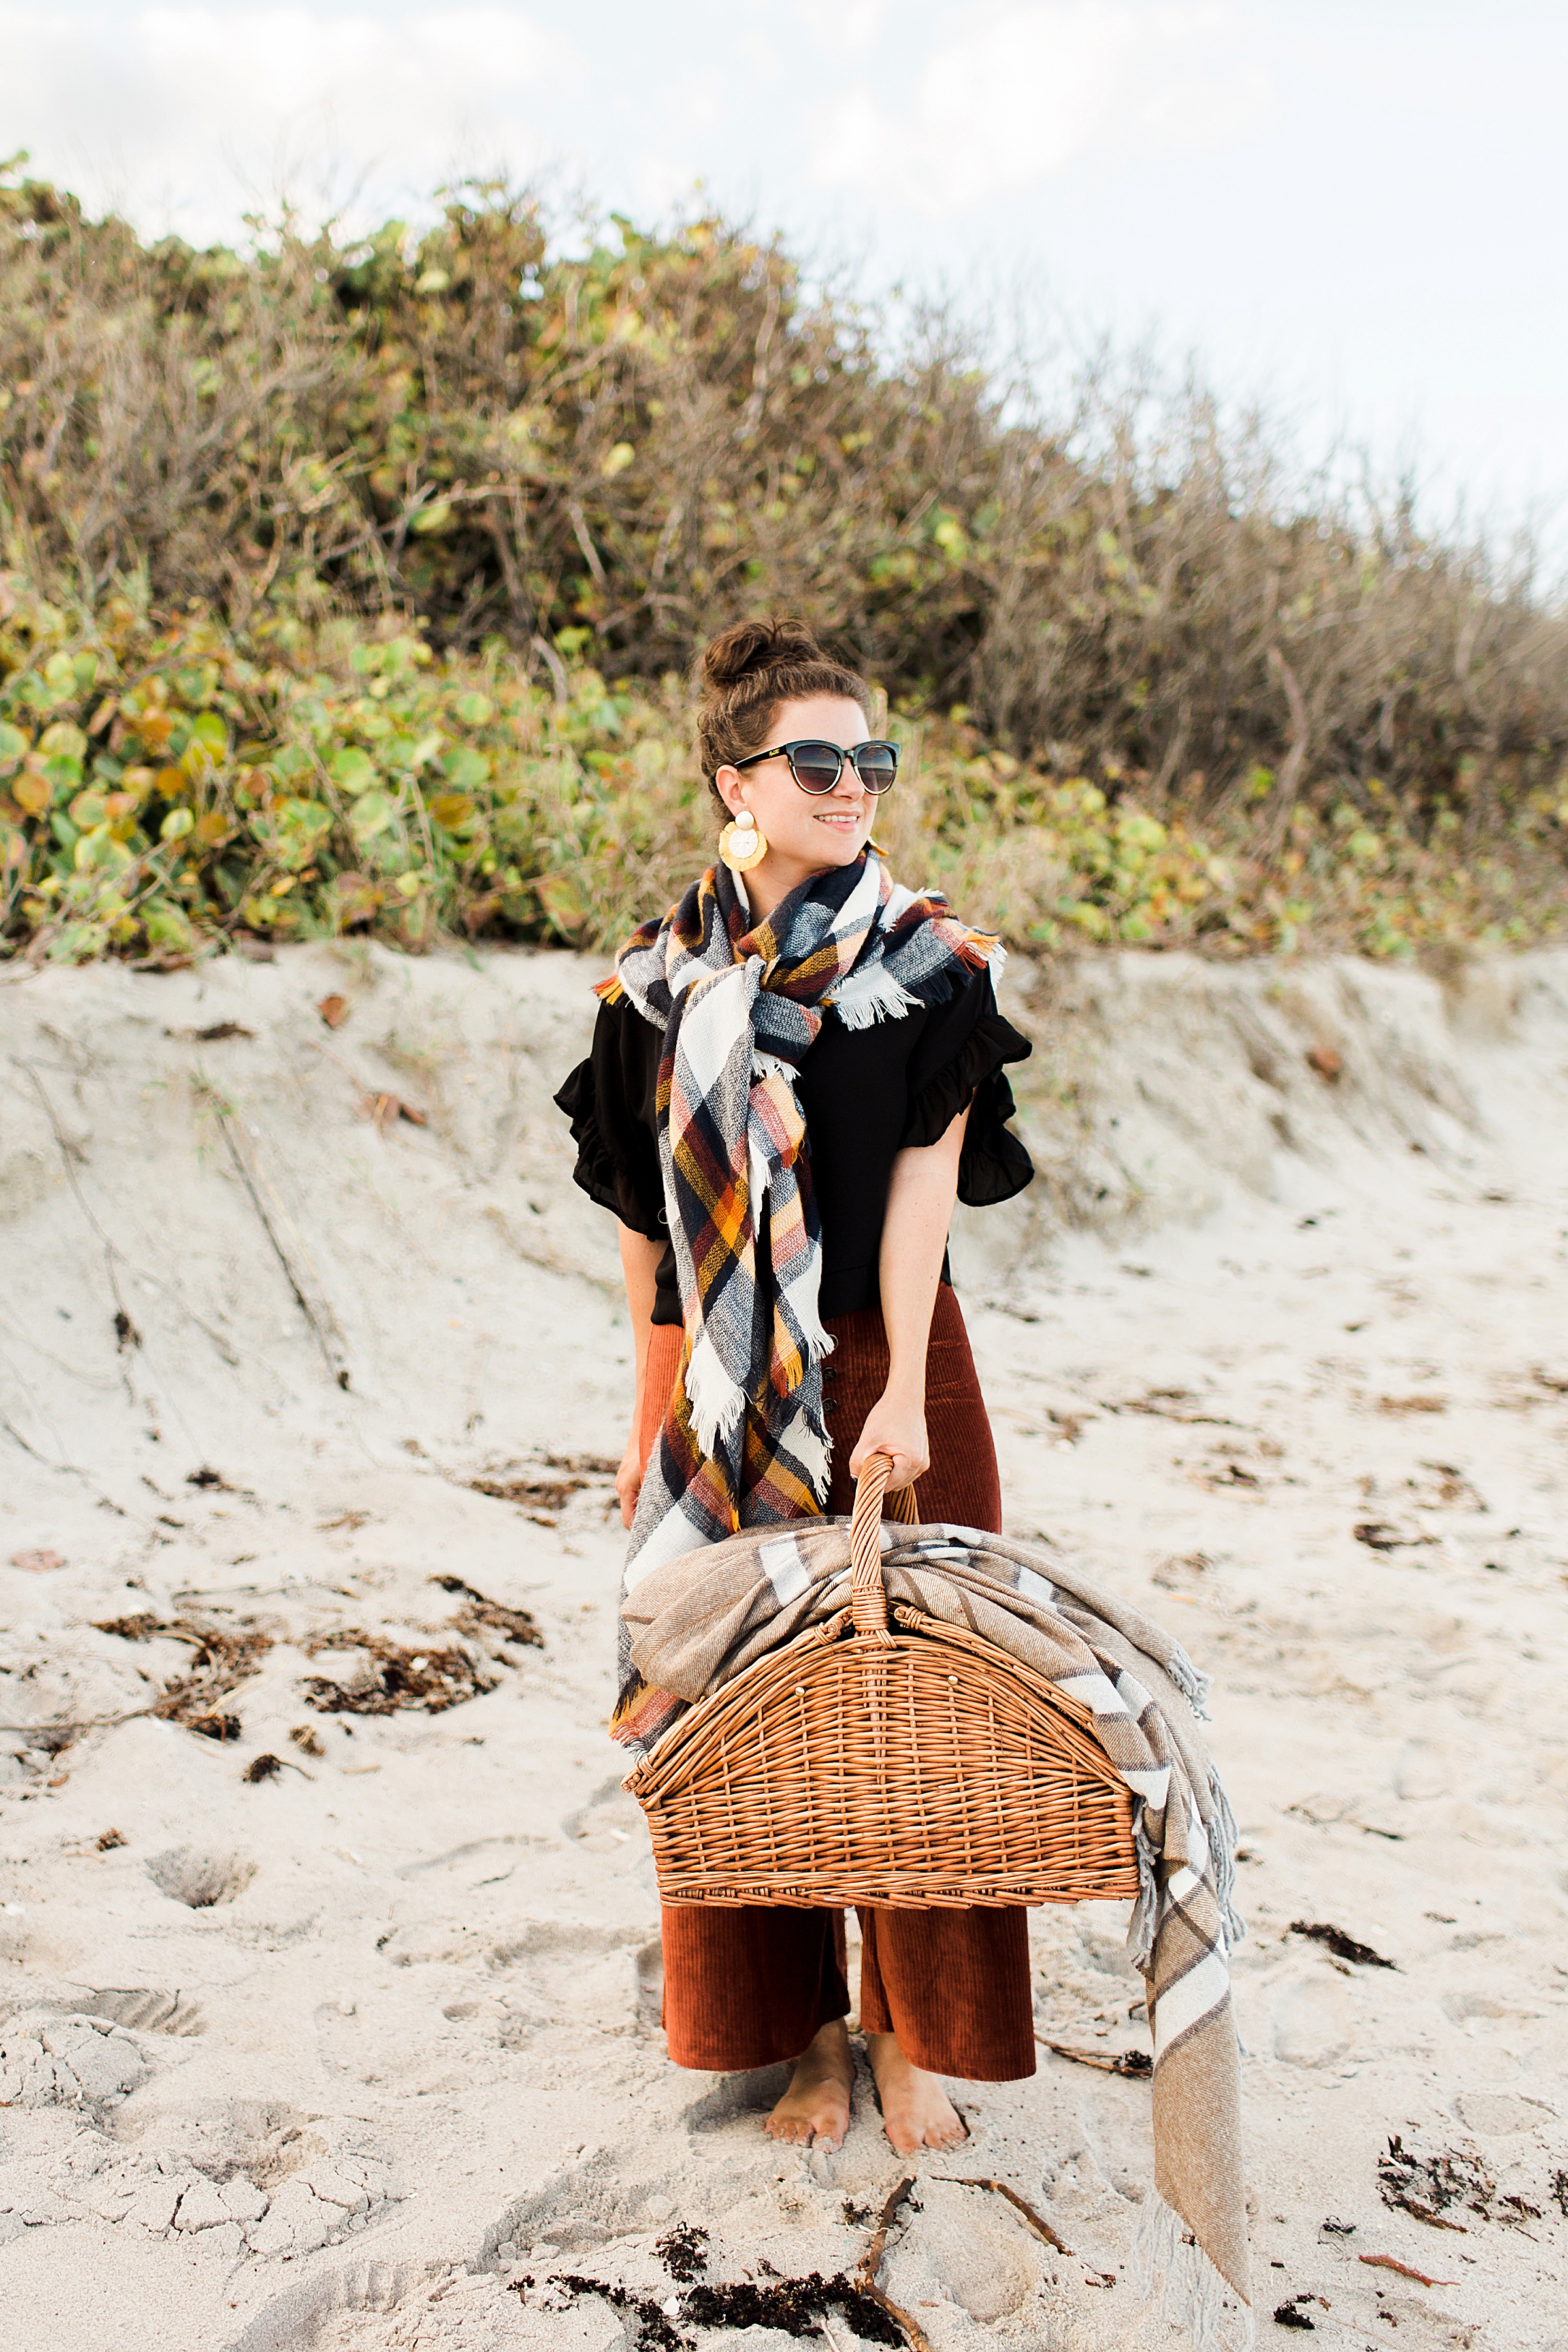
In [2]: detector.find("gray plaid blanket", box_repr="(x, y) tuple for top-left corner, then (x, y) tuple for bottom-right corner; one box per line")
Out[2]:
(623, 1517), (1252, 2345)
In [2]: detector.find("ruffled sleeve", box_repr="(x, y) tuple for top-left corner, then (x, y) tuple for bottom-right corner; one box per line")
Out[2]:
(901, 968), (1035, 1207)
(553, 994), (668, 1238)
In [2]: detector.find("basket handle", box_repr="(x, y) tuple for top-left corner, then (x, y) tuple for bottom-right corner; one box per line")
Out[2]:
(849, 1452), (896, 1641)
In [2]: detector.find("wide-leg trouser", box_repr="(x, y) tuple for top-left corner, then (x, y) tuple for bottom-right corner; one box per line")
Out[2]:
(638, 1284), (1036, 2082)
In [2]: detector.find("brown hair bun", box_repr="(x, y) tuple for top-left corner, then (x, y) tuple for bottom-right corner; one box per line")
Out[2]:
(694, 615), (869, 789)
(699, 617), (827, 689)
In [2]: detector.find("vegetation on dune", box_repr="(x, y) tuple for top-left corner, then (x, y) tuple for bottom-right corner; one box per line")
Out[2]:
(3, 578), (1562, 968)
(0, 160), (1564, 967)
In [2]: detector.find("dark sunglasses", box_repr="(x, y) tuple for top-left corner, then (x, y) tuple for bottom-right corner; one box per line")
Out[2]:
(730, 738), (900, 795)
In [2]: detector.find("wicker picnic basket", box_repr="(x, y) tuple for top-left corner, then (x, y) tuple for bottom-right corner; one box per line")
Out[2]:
(625, 1452), (1139, 1908)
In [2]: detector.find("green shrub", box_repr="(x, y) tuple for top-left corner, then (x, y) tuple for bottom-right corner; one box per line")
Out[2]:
(3, 159), (1567, 844)
(3, 581), (1563, 968)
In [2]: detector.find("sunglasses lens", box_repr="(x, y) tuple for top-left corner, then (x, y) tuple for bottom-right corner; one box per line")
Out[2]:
(854, 743), (899, 794)
(789, 742), (844, 792)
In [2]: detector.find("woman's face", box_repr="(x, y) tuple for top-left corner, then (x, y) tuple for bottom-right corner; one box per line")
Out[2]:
(713, 694), (876, 906)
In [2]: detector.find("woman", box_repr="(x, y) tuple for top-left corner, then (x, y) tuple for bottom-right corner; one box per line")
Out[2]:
(555, 617), (1037, 2155)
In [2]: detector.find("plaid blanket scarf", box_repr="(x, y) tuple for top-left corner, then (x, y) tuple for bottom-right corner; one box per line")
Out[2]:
(623, 1518), (1252, 2346)
(600, 851), (1000, 1746)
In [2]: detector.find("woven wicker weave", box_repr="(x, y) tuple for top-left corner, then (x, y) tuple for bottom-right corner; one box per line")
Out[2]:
(626, 1453), (1139, 1908)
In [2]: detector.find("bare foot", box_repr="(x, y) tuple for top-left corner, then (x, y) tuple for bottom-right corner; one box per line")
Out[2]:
(864, 2031), (968, 2155)
(764, 2019), (855, 2151)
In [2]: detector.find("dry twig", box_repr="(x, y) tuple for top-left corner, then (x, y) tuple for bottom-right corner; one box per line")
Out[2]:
(855, 2176), (935, 2352)
(942, 2175), (1073, 2257)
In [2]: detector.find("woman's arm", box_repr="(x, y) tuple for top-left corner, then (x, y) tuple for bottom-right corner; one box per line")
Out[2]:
(849, 1104), (970, 1492)
(616, 1225), (666, 1529)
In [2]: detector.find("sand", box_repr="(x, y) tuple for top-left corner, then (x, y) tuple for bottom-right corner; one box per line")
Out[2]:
(1, 936), (1565, 2352)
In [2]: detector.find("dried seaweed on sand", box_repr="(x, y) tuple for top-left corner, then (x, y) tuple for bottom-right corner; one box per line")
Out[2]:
(654, 2223), (709, 2282)
(431, 1575), (543, 1648)
(301, 1631), (497, 1716)
(1376, 2132), (1543, 2230)
(93, 1611), (273, 1733)
(1037, 2034), (1152, 2078)
(1290, 1921), (1397, 1969)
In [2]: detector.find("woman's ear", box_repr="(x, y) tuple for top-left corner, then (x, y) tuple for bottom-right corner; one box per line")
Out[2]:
(711, 765), (745, 818)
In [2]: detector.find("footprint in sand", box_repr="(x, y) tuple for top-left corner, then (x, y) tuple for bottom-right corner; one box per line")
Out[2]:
(563, 1773), (651, 1863)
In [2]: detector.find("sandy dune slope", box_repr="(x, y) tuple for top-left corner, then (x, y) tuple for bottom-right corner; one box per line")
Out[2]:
(1, 939), (1565, 2351)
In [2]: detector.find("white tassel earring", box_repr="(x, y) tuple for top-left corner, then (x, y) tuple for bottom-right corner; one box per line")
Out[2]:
(719, 804), (768, 873)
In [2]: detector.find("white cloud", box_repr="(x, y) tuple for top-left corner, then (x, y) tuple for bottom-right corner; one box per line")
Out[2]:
(807, 1), (1275, 216)
(791, 0), (897, 63)
(0, 5), (585, 237)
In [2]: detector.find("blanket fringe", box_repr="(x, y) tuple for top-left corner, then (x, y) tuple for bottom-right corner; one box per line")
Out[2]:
(1165, 1639), (1213, 1719)
(1127, 1774), (1244, 1970)
(1209, 1768), (1247, 1950)
(1126, 1812), (1160, 1973)
(1133, 2192), (1254, 2352)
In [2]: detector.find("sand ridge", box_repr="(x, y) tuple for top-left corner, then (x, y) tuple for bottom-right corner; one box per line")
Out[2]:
(1, 939), (1566, 2349)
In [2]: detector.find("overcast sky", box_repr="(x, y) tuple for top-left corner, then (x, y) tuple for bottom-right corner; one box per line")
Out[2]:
(3, 1), (1563, 555)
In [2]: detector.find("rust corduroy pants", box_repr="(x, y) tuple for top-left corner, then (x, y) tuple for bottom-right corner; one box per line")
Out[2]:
(636, 1283), (1036, 2081)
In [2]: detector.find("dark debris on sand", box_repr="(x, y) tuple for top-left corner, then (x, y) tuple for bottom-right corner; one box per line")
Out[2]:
(95, 1590), (524, 1732)
(681, 2275), (904, 2343)
(93, 1612), (164, 1642)
(1377, 2133), (1544, 2229)
(93, 1610), (272, 1735)
(469, 1471), (586, 1518)
(153, 1622), (273, 1727)
(517, 2278), (686, 2351)
(468, 1453), (617, 1523)
(301, 1631), (497, 1716)
(655, 2223), (710, 2283)
(525, 2266), (909, 2348)
(1380, 2134), (1483, 2228)
(1039, 2037), (1152, 2077)
(431, 1575), (543, 1648)
(1290, 1920), (1396, 1969)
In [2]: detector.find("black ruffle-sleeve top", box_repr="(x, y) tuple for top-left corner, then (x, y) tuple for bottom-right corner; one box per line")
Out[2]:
(553, 966), (1034, 1327)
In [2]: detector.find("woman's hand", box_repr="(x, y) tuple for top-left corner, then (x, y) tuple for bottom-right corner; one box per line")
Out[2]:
(849, 1384), (929, 1493)
(615, 1429), (642, 1529)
